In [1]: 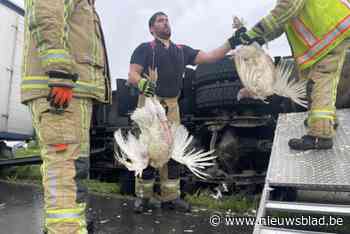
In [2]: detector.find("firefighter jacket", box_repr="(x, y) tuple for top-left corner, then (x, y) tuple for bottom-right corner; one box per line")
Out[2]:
(247, 0), (350, 70)
(21, 0), (111, 104)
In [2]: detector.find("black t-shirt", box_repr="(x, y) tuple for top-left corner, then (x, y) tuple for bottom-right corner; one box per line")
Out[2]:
(130, 39), (199, 97)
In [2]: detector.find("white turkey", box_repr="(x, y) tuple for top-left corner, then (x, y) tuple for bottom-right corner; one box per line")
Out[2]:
(231, 17), (308, 108)
(114, 97), (217, 179)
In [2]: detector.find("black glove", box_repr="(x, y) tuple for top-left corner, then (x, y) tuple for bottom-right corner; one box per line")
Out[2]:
(228, 27), (265, 49)
(137, 78), (156, 97)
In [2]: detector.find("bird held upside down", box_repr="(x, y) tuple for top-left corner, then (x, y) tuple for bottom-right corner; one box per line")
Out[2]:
(114, 97), (217, 180)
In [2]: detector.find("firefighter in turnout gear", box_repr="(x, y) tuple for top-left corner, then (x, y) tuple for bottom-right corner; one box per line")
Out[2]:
(22, 0), (111, 233)
(228, 0), (350, 150)
(128, 11), (238, 213)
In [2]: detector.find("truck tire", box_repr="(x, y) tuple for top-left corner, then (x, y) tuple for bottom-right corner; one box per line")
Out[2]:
(194, 57), (239, 87)
(195, 81), (242, 110)
(92, 90), (131, 127)
(179, 68), (195, 117)
(116, 79), (138, 116)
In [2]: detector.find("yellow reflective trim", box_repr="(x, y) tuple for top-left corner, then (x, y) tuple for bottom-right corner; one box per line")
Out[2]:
(46, 217), (82, 224)
(309, 113), (335, 123)
(310, 111), (335, 115)
(42, 58), (71, 66)
(21, 84), (47, 90)
(39, 49), (73, 67)
(163, 179), (180, 188)
(143, 182), (154, 188)
(263, 15), (276, 32)
(22, 76), (105, 93)
(23, 76), (48, 81)
(47, 207), (85, 215)
(39, 49), (69, 57)
(310, 109), (335, 114)
(309, 108), (336, 122)
(309, 115), (334, 120)
(247, 30), (258, 38)
(309, 113), (335, 117)
(308, 116), (334, 127)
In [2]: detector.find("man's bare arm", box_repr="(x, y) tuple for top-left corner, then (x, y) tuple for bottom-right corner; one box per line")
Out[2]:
(194, 41), (231, 65)
(128, 63), (144, 86)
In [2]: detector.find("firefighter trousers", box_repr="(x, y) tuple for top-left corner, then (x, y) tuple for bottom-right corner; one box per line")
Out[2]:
(302, 39), (350, 138)
(29, 98), (92, 234)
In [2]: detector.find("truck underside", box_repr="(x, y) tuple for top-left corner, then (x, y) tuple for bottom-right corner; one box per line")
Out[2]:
(2, 54), (350, 199)
(89, 56), (309, 195)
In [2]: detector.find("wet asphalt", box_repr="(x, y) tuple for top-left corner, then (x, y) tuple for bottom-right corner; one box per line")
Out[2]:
(0, 181), (253, 234)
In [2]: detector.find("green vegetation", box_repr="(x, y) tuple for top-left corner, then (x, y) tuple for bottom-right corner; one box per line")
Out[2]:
(0, 165), (41, 182)
(15, 148), (40, 157)
(0, 142), (42, 183)
(1, 142), (258, 213)
(83, 180), (121, 195)
(186, 190), (258, 213)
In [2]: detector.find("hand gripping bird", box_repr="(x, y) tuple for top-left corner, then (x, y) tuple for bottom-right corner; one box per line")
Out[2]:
(231, 16), (308, 108)
(114, 68), (217, 179)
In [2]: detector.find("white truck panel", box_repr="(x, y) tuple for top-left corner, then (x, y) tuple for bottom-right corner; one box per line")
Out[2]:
(0, 1), (33, 139)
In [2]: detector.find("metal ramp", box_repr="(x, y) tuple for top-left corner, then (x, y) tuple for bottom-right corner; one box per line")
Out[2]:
(254, 109), (350, 234)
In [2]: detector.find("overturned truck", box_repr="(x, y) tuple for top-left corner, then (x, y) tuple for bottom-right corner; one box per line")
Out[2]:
(1, 0), (350, 198)
(91, 53), (350, 195)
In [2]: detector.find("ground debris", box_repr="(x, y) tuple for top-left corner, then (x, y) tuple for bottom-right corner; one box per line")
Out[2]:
(100, 219), (110, 224)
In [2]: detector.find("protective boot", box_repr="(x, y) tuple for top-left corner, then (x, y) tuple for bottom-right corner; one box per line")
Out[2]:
(161, 198), (191, 212)
(133, 197), (148, 213)
(288, 135), (333, 150)
(87, 221), (95, 234)
(133, 197), (161, 213)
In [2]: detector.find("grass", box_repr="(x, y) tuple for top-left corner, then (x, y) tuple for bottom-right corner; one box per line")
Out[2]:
(0, 143), (42, 183)
(14, 147), (40, 158)
(0, 165), (41, 181)
(185, 190), (259, 214)
(83, 179), (121, 195)
(1, 145), (123, 196)
(0, 162), (258, 213)
(1, 143), (258, 213)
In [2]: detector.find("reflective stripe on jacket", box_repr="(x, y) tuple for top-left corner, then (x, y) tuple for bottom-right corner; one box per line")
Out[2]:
(247, 0), (350, 70)
(285, 0), (350, 70)
(22, 0), (111, 104)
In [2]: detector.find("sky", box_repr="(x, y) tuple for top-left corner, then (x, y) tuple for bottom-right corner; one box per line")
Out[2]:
(11, 0), (290, 88)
